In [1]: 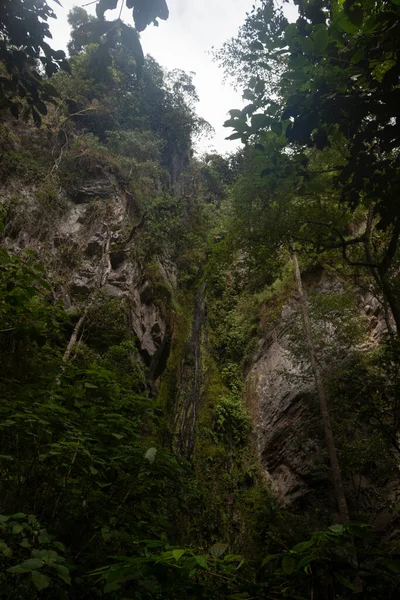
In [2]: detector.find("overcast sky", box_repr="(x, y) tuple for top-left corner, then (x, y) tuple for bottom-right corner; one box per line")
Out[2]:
(50, 0), (297, 155)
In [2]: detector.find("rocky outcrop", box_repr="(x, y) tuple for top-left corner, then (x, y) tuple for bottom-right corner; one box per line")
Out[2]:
(1, 163), (175, 382)
(246, 271), (390, 505)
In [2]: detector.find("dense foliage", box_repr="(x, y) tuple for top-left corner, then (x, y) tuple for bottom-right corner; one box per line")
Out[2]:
(1, 0), (400, 598)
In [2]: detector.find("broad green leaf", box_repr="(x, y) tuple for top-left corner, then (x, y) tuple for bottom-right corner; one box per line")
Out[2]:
(292, 540), (314, 553)
(261, 554), (280, 567)
(53, 541), (66, 552)
(329, 524), (344, 534)
(297, 556), (315, 570)
(226, 133), (243, 141)
(31, 570), (50, 591)
(38, 529), (50, 543)
(19, 558), (43, 571)
(282, 554), (296, 574)
(12, 523), (24, 535)
(299, 36), (314, 54)
(53, 563), (71, 584)
(271, 121), (282, 136)
(11, 513), (26, 519)
(0, 540), (12, 557)
(172, 549), (186, 561)
(194, 555), (208, 569)
(251, 113), (269, 130)
(0, 515), (9, 523)
(8, 558), (43, 573)
(250, 41), (264, 51)
(313, 28), (329, 54)
(336, 12), (359, 34)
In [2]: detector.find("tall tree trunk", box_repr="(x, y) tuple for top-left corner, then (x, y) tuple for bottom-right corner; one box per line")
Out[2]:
(291, 251), (349, 522)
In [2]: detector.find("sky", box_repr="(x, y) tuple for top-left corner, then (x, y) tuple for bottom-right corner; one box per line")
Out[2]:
(50, 0), (297, 155)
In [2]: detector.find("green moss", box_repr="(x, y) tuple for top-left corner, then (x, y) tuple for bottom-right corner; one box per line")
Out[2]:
(157, 289), (194, 413)
(0, 124), (49, 181)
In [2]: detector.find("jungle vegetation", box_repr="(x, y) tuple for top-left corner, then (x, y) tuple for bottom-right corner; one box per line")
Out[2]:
(0, 0), (400, 598)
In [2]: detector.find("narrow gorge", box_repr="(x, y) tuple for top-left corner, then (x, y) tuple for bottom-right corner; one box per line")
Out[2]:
(1, 1), (400, 598)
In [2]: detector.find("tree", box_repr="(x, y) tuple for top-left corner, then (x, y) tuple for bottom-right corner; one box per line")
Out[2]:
(220, 0), (400, 332)
(0, 0), (171, 126)
(0, 0), (70, 124)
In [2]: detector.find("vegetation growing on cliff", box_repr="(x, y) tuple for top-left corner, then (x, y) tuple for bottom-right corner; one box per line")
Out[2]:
(0, 0), (400, 598)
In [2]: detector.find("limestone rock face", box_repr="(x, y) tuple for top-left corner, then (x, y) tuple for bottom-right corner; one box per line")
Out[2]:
(1, 163), (176, 381)
(246, 271), (390, 504)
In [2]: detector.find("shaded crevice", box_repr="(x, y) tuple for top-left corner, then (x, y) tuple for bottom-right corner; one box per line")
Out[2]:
(174, 282), (206, 458)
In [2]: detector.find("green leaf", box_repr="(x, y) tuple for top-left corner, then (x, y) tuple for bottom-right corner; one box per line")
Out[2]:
(296, 556), (315, 570)
(329, 524), (344, 534)
(271, 121), (282, 136)
(336, 12), (359, 34)
(250, 41), (264, 51)
(38, 529), (50, 543)
(144, 447), (157, 464)
(53, 563), (71, 585)
(251, 113), (269, 130)
(12, 523), (24, 535)
(292, 540), (314, 553)
(0, 515), (9, 523)
(194, 555), (208, 569)
(347, 5), (364, 27)
(20, 558), (43, 571)
(11, 513), (26, 519)
(282, 554), (296, 574)
(299, 36), (314, 54)
(172, 549), (186, 561)
(226, 133), (243, 141)
(350, 47), (365, 64)
(53, 541), (66, 552)
(8, 558), (43, 573)
(210, 542), (228, 558)
(261, 554), (280, 567)
(313, 28), (329, 54)
(0, 540), (12, 557)
(31, 570), (50, 591)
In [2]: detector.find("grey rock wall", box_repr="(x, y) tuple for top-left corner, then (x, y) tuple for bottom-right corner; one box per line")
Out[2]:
(246, 271), (390, 504)
(1, 169), (175, 379)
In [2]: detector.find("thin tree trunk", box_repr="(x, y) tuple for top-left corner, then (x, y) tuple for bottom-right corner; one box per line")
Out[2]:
(63, 313), (86, 362)
(291, 251), (349, 522)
